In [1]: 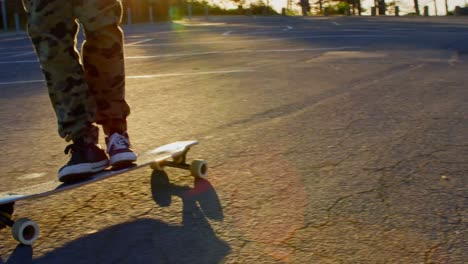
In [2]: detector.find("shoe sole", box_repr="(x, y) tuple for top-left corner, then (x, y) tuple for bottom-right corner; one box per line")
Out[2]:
(59, 160), (109, 183)
(110, 152), (137, 168)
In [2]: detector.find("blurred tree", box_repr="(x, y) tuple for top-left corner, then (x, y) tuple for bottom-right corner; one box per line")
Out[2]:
(320, 0), (363, 15)
(299, 0), (311, 15)
(324, 1), (349, 14)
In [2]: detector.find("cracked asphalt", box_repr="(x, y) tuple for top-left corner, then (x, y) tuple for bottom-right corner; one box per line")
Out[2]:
(0, 15), (467, 263)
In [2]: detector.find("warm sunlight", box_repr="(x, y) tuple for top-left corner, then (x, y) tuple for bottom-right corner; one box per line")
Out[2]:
(205, 0), (468, 15)
(204, 0), (288, 12)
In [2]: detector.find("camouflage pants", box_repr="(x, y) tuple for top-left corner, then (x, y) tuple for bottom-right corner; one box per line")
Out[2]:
(22, 0), (130, 143)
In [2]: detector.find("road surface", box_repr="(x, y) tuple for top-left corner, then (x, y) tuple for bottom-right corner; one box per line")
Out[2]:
(0, 15), (466, 263)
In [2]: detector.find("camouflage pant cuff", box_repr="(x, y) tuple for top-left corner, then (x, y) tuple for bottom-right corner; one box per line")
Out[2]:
(98, 118), (127, 136)
(68, 124), (99, 144)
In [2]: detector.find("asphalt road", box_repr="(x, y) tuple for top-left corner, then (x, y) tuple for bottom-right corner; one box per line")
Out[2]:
(0, 15), (467, 263)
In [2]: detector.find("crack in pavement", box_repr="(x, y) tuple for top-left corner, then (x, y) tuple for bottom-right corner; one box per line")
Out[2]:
(196, 63), (428, 136)
(424, 244), (442, 264)
(44, 192), (100, 238)
(363, 149), (445, 172)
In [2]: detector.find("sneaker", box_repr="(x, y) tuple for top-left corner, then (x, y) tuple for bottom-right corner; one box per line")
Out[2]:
(106, 132), (137, 168)
(58, 140), (109, 183)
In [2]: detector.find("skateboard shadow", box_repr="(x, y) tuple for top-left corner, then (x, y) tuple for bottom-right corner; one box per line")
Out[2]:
(0, 245), (32, 264)
(151, 170), (224, 222)
(3, 173), (229, 264)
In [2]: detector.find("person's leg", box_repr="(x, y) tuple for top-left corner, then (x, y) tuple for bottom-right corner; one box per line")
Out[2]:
(22, 0), (108, 182)
(23, 0), (95, 142)
(76, 0), (136, 167)
(76, 0), (129, 133)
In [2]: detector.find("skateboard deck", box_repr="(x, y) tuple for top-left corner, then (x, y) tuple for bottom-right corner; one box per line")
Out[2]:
(0, 140), (207, 245)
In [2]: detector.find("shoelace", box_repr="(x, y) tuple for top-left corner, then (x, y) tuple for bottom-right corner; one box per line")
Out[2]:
(64, 143), (91, 155)
(64, 144), (76, 155)
(107, 134), (129, 153)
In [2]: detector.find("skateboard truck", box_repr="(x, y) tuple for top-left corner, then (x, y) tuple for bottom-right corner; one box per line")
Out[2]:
(0, 207), (39, 245)
(150, 149), (208, 178)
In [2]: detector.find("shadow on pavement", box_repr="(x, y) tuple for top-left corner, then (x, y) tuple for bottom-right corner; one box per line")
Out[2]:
(3, 171), (229, 264)
(0, 245), (32, 264)
(151, 170), (224, 222)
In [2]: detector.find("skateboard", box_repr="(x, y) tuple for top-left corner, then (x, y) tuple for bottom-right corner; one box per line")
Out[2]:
(0, 140), (207, 245)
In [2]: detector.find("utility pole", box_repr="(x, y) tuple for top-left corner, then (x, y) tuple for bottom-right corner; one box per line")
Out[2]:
(414, 0), (421, 15)
(378, 0), (386, 15)
(1, 0), (7, 31)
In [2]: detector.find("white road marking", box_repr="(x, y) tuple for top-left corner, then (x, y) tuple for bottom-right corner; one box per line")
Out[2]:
(0, 79), (43, 85)
(125, 46), (360, 59)
(258, 47), (358, 53)
(332, 22), (340, 26)
(0, 60), (38, 64)
(126, 38), (154, 46)
(222, 31), (233, 36)
(0, 45), (33, 51)
(0, 35), (29, 42)
(0, 46), (360, 65)
(131, 34), (406, 47)
(0, 69), (256, 85)
(127, 51), (222, 59)
(127, 69), (255, 79)
(7, 51), (35, 58)
(0, 51), (33, 55)
(0, 34), (407, 64)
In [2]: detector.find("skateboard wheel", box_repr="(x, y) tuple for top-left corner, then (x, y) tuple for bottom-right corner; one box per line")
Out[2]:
(190, 159), (208, 178)
(12, 218), (40, 245)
